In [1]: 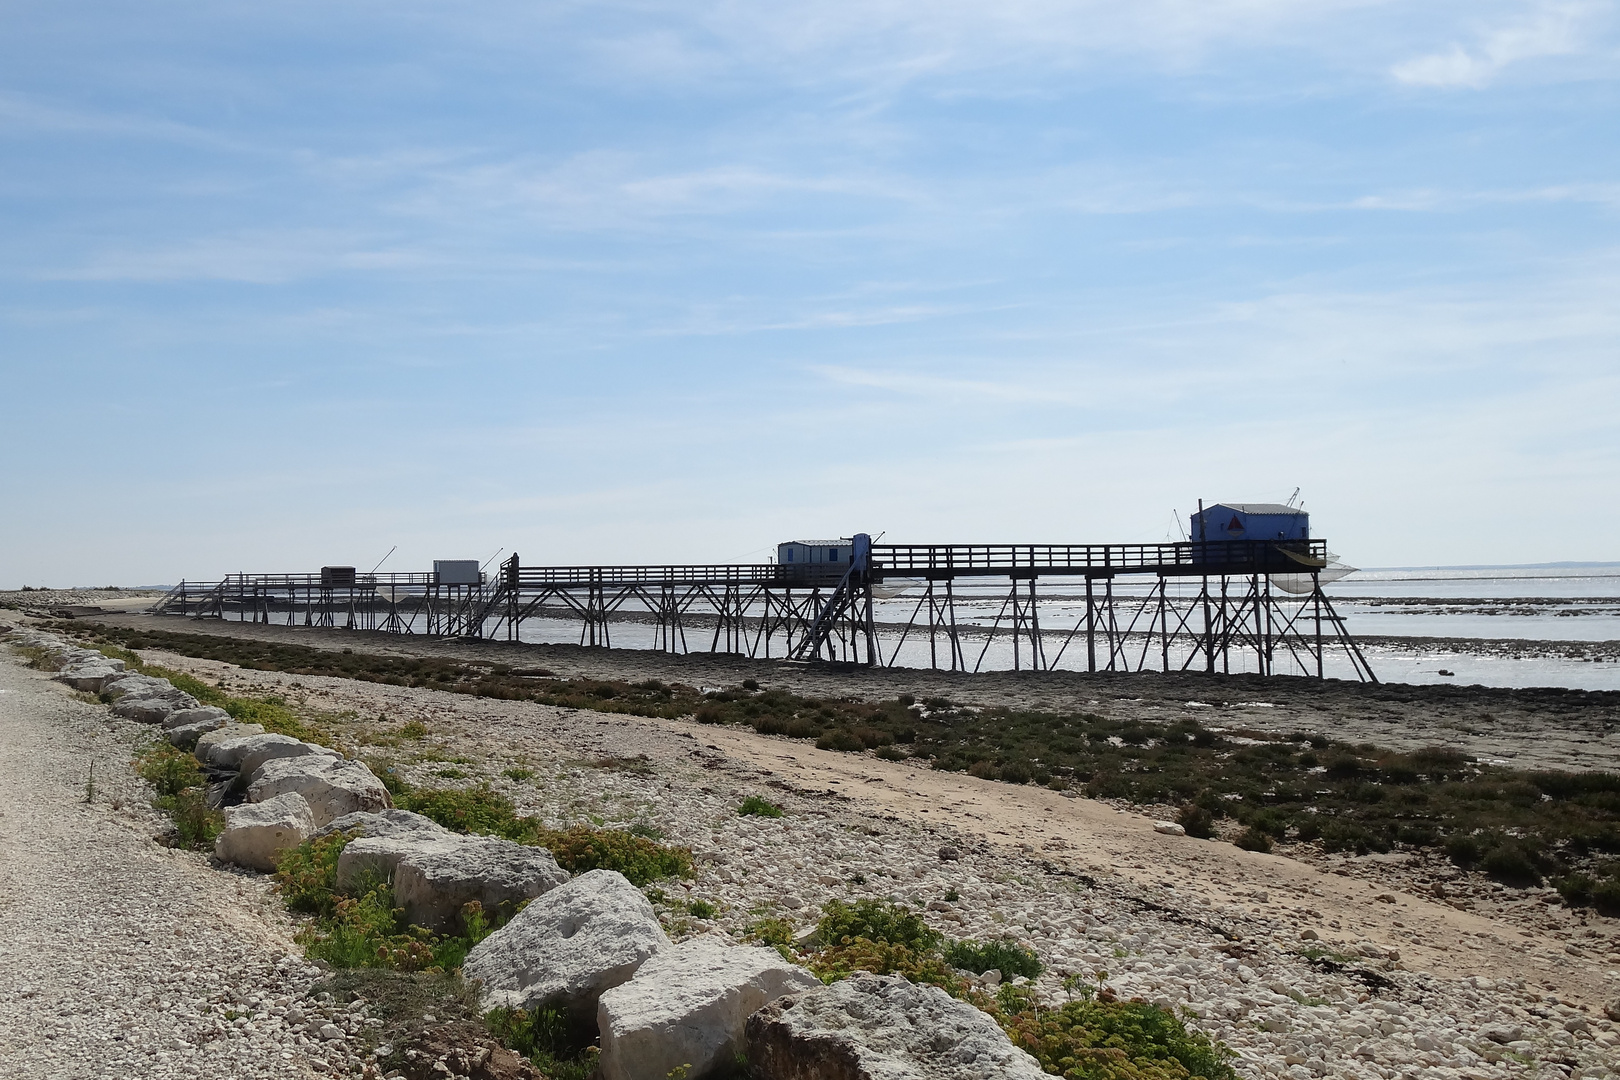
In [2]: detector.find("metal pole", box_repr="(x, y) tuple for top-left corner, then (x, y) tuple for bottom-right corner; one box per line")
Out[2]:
(1085, 576), (1096, 673)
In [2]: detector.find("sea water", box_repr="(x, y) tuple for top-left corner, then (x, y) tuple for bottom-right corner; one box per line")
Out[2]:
(499, 565), (1620, 690)
(1323, 565), (1620, 691)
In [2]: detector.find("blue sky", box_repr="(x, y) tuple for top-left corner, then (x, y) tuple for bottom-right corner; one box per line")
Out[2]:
(3, 1), (1618, 586)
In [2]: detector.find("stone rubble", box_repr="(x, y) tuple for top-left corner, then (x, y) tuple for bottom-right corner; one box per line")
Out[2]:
(9, 621), (1620, 1080)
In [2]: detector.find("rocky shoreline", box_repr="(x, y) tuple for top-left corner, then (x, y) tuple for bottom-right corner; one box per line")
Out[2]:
(5, 616), (1620, 1079)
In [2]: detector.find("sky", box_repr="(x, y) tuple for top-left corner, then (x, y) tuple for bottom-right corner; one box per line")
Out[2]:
(2, 0), (1618, 586)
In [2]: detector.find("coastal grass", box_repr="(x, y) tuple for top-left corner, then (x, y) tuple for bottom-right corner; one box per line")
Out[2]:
(800, 899), (1235, 1080)
(77, 623), (1620, 898)
(133, 743), (223, 849)
(386, 778), (694, 886)
(737, 794), (784, 818)
(278, 839), (599, 1079)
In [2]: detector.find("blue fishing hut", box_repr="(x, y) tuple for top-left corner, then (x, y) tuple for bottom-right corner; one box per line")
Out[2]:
(1190, 503), (1309, 543)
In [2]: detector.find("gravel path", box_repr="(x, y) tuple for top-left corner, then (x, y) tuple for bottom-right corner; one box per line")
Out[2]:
(0, 648), (325, 1079)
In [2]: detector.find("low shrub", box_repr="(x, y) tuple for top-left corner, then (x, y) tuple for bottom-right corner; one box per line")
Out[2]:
(484, 1006), (597, 1080)
(1002, 997), (1238, 1080)
(275, 832), (510, 973)
(397, 785), (694, 886)
(1481, 841), (1544, 887)
(521, 824), (692, 886)
(943, 938), (1044, 980)
(745, 917), (796, 949)
(397, 785), (521, 834)
(275, 831), (356, 916)
(1176, 803), (1215, 840)
(136, 744), (205, 798)
(738, 795), (784, 818)
(819, 899), (942, 953)
(1234, 828), (1272, 853)
(816, 728), (865, 752)
(135, 743), (221, 848)
(999, 761), (1033, 785)
(809, 939), (967, 996)
(160, 788), (224, 849)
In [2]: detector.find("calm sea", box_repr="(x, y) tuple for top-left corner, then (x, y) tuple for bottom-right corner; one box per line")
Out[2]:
(500, 564), (1620, 690)
(1323, 565), (1620, 691)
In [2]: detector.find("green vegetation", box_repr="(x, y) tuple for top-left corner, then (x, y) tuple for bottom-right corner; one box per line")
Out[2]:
(277, 832), (601, 1077)
(793, 899), (1232, 1080)
(1003, 997), (1237, 1080)
(943, 937), (1044, 981)
(274, 831), (503, 970)
(820, 898), (943, 953)
(133, 743), (223, 849)
(72, 623), (1620, 890)
(737, 794), (784, 818)
(387, 780), (693, 886)
(485, 1006), (598, 1080)
(1555, 861), (1620, 915)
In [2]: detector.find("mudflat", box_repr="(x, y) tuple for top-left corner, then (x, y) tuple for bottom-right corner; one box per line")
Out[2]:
(90, 613), (1620, 775)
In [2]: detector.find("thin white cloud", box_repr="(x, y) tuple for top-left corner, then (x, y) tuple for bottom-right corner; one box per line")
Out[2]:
(49, 230), (429, 284)
(1391, 1), (1607, 88)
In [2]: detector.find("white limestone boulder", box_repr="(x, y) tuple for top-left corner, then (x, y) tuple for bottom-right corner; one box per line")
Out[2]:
(464, 869), (669, 1020)
(194, 723), (267, 761)
(334, 825), (464, 895)
(245, 755), (390, 827)
(744, 972), (1047, 1080)
(317, 807), (448, 840)
(205, 732), (337, 778)
(161, 705), (230, 731)
(55, 655), (127, 691)
(394, 835), (571, 933)
(166, 713), (231, 750)
(598, 937), (820, 1080)
(214, 792), (316, 872)
(105, 676), (199, 724)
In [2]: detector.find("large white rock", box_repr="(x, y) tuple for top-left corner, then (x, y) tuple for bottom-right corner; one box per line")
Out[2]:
(205, 732), (337, 778)
(55, 656), (127, 691)
(166, 713), (231, 750)
(464, 869), (669, 1020)
(214, 792), (316, 871)
(744, 973), (1047, 1080)
(99, 673), (170, 701)
(598, 937), (820, 1080)
(107, 679), (199, 724)
(394, 835), (570, 934)
(335, 828), (465, 894)
(245, 755), (390, 826)
(194, 723), (267, 761)
(161, 705), (230, 731)
(318, 807), (449, 840)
